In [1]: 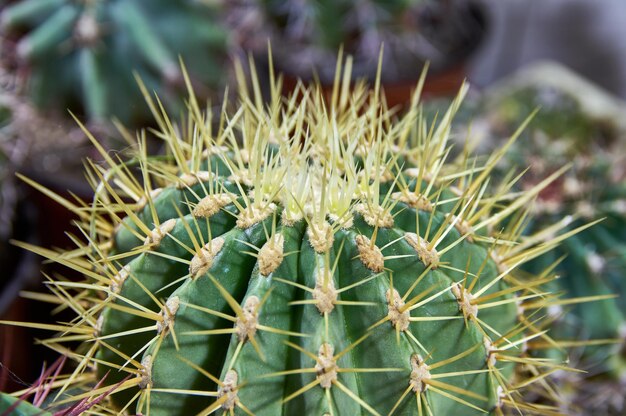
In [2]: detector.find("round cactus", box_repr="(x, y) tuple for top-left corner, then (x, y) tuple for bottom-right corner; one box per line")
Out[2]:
(6, 64), (584, 415)
(246, 0), (484, 82)
(0, 0), (229, 124)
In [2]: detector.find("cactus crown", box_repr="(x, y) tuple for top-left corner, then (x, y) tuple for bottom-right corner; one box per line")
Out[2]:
(7, 60), (585, 415)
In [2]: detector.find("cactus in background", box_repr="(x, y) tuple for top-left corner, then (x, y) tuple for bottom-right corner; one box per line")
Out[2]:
(241, 0), (483, 82)
(260, 0), (422, 51)
(2, 62), (589, 415)
(439, 62), (626, 415)
(498, 96), (626, 415)
(0, 0), (229, 124)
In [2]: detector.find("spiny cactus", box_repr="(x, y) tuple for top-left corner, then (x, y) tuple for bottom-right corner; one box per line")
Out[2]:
(486, 81), (626, 414)
(247, 0), (483, 82)
(428, 63), (626, 414)
(0, 0), (228, 124)
(519, 129), (626, 415)
(261, 0), (424, 50)
(4, 62), (588, 415)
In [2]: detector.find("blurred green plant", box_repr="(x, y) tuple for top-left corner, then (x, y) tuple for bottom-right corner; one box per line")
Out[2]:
(242, 0), (484, 82)
(431, 62), (626, 415)
(497, 89), (626, 415)
(1, 0), (229, 125)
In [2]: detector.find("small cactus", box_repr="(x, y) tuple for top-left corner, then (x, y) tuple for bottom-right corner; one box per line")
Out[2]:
(4, 62), (587, 415)
(483, 65), (626, 348)
(247, 0), (483, 82)
(0, 0), (229, 124)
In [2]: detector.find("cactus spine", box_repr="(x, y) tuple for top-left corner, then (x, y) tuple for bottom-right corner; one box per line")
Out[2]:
(4, 63), (585, 415)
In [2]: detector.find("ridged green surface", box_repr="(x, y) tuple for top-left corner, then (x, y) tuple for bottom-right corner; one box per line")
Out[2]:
(99, 172), (519, 415)
(3, 66), (576, 415)
(90, 83), (563, 414)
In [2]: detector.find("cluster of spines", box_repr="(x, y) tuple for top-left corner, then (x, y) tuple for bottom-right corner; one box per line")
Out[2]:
(2, 60), (598, 415)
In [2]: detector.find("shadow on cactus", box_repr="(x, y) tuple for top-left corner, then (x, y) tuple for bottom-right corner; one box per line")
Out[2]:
(0, 60), (596, 415)
(0, 0), (229, 125)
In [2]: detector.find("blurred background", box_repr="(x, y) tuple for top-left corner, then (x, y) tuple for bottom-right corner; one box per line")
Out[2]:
(0, 0), (625, 414)
(471, 0), (626, 98)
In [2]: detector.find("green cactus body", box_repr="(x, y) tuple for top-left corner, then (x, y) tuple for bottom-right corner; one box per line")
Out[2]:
(0, 394), (52, 416)
(3, 65), (580, 415)
(0, 0), (228, 124)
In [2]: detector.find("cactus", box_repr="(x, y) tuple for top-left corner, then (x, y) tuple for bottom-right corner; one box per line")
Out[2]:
(2, 62), (588, 415)
(521, 128), (626, 415)
(260, 0), (420, 51)
(0, 0), (229, 124)
(429, 63), (626, 414)
(488, 79), (626, 414)
(244, 0), (483, 82)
